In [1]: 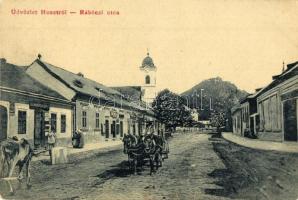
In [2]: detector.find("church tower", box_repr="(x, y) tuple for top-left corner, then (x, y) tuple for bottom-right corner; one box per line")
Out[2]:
(140, 51), (157, 105)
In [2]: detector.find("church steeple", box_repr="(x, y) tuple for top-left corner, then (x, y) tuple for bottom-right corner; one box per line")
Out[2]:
(141, 51), (156, 69)
(139, 50), (157, 105)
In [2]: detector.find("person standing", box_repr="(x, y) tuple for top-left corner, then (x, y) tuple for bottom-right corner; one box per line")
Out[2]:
(46, 130), (56, 159)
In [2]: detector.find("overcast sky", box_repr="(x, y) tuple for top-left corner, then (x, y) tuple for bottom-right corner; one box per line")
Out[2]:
(1, 0), (297, 94)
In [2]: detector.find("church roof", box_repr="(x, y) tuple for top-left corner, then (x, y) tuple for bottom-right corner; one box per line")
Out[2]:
(141, 53), (156, 69)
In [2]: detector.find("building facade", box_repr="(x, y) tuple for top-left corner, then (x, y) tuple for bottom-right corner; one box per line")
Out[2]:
(232, 61), (298, 142)
(231, 105), (242, 135)
(257, 62), (298, 142)
(0, 59), (73, 148)
(26, 57), (158, 144)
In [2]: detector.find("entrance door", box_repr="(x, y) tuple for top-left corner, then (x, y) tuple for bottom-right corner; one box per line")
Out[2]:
(105, 120), (109, 138)
(283, 99), (297, 141)
(0, 105), (8, 141)
(120, 121), (123, 137)
(133, 124), (136, 135)
(111, 121), (116, 138)
(34, 110), (45, 148)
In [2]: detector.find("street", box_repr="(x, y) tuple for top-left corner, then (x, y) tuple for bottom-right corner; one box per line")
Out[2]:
(0, 132), (229, 200)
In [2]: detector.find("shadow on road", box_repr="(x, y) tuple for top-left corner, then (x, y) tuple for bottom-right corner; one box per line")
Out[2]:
(204, 168), (234, 197)
(91, 160), (152, 187)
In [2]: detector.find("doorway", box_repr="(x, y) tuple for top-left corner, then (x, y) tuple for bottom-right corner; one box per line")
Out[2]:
(34, 110), (46, 148)
(283, 99), (297, 141)
(0, 105), (8, 141)
(105, 120), (109, 139)
(120, 121), (123, 137)
(111, 121), (116, 138)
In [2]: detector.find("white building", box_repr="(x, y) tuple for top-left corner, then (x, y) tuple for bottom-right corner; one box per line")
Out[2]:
(140, 52), (157, 105)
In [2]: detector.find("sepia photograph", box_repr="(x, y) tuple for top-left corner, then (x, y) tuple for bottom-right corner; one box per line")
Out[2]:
(0, 0), (297, 199)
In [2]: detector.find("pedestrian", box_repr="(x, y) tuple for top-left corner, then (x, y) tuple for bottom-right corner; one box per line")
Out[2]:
(46, 130), (56, 158)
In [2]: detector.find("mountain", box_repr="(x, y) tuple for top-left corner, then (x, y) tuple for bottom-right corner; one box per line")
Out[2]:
(181, 77), (248, 122)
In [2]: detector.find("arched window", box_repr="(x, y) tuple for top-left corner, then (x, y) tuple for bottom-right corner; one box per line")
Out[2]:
(145, 75), (150, 84)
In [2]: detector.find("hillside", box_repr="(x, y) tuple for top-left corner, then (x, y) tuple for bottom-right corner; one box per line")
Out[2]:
(181, 77), (248, 122)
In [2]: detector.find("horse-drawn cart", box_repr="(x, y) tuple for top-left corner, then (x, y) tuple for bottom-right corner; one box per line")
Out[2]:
(122, 134), (169, 175)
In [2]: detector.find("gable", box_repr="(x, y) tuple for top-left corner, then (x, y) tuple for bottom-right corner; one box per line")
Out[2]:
(26, 61), (76, 101)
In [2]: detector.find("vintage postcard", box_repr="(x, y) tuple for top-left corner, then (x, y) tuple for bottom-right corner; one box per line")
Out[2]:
(0, 0), (297, 199)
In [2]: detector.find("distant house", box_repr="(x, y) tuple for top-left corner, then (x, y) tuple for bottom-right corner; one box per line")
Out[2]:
(26, 58), (157, 144)
(231, 61), (298, 142)
(236, 93), (258, 136)
(231, 105), (242, 135)
(0, 59), (73, 148)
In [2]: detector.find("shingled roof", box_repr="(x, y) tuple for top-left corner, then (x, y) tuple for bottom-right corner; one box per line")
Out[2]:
(111, 86), (142, 101)
(34, 59), (122, 100)
(245, 61), (298, 100)
(0, 61), (68, 101)
(32, 59), (155, 116)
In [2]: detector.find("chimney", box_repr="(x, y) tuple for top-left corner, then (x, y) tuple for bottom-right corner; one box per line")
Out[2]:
(77, 72), (84, 77)
(38, 54), (42, 60)
(255, 88), (262, 92)
(282, 61), (285, 72)
(0, 58), (6, 64)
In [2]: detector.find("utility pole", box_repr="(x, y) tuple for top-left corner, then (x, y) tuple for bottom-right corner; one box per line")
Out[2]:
(200, 89), (204, 110)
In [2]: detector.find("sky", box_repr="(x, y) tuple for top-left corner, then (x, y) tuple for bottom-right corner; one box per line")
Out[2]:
(0, 0), (298, 94)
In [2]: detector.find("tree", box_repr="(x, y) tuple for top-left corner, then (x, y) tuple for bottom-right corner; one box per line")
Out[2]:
(210, 111), (226, 134)
(152, 89), (192, 130)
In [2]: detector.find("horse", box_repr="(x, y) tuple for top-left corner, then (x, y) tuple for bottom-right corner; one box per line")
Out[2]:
(122, 134), (138, 154)
(154, 134), (169, 160)
(0, 137), (33, 195)
(122, 134), (145, 174)
(143, 134), (163, 175)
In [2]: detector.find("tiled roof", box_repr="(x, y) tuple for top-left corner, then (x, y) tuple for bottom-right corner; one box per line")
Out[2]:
(111, 86), (142, 102)
(33, 59), (155, 116)
(0, 61), (68, 101)
(249, 61), (298, 99)
(35, 59), (122, 101)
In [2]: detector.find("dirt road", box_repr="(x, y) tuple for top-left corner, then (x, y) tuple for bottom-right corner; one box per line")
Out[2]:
(212, 136), (298, 200)
(0, 132), (229, 200)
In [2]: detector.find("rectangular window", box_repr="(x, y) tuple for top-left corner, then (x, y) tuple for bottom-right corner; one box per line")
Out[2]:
(95, 112), (100, 128)
(51, 113), (57, 132)
(82, 111), (87, 128)
(61, 114), (66, 133)
(18, 111), (27, 134)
